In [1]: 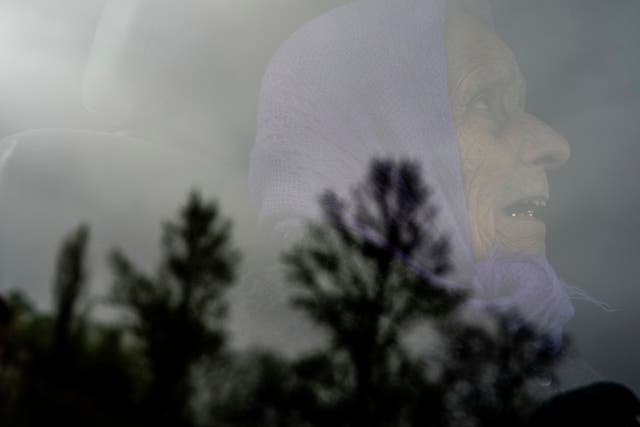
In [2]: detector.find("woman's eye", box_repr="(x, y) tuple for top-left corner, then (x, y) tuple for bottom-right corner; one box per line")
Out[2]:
(470, 93), (492, 113)
(467, 89), (509, 133)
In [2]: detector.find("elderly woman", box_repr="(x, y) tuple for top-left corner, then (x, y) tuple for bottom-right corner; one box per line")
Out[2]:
(250, 0), (585, 342)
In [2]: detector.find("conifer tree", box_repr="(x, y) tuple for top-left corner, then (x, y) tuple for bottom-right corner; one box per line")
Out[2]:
(283, 159), (464, 426)
(111, 191), (240, 427)
(52, 224), (90, 362)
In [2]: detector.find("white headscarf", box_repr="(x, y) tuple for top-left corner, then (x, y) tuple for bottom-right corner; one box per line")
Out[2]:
(249, 0), (578, 338)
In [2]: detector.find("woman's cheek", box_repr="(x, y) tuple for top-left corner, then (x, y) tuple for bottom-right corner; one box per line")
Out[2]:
(464, 164), (498, 260)
(457, 126), (500, 260)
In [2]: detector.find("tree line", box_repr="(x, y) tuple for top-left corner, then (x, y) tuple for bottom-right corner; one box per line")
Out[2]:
(0, 159), (637, 427)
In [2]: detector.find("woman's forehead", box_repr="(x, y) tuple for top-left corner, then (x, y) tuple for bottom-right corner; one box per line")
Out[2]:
(447, 0), (494, 28)
(445, 6), (522, 86)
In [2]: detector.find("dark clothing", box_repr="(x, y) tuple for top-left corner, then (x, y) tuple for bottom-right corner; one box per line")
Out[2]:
(530, 382), (640, 427)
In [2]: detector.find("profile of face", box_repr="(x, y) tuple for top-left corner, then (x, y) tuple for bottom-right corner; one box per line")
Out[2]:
(445, 4), (570, 260)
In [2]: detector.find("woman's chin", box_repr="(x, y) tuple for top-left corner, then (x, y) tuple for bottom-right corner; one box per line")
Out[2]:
(497, 215), (547, 256)
(474, 214), (547, 259)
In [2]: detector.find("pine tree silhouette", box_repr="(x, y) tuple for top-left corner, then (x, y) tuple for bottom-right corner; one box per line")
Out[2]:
(283, 158), (464, 426)
(52, 224), (89, 364)
(110, 191), (240, 427)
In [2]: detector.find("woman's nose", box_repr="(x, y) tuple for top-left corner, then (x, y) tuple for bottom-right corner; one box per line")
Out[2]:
(518, 113), (570, 170)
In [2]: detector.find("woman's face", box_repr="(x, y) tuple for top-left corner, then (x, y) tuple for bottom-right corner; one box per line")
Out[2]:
(445, 6), (570, 260)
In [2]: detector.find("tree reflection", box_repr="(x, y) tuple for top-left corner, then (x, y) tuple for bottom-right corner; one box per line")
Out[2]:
(0, 163), (637, 426)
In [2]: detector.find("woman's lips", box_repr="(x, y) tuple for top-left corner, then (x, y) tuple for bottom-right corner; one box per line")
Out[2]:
(502, 197), (548, 221)
(497, 197), (547, 254)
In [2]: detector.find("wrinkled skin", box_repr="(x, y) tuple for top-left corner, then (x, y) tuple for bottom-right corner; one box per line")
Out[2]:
(445, 3), (570, 260)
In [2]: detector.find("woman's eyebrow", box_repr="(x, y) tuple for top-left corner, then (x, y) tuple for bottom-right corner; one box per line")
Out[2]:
(454, 61), (515, 101)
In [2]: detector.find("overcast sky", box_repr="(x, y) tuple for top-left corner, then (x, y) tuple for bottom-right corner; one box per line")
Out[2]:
(0, 0), (637, 392)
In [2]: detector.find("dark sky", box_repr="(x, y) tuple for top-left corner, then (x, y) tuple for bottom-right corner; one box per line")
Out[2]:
(0, 0), (637, 392)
